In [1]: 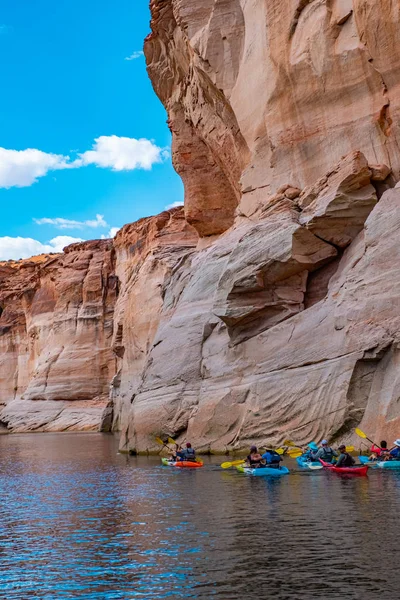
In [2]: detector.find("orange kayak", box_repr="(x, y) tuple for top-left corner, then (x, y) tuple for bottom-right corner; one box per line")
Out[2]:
(162, 458), (203, 468)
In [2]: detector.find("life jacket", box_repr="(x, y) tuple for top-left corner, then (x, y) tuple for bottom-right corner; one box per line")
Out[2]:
(263, 450), (282, 465)
(321, 447), (335, 461)
(338, 453), (355, 467)
(183, 448), (196, 461)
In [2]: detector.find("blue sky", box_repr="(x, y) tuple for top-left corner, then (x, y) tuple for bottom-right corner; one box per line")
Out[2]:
(0, 0), (183, 259)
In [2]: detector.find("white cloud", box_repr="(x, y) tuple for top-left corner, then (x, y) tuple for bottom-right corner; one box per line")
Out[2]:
(0, 147), (70, 188)
(101, 227), (121, 239)
(165, 201), (184, 210)
(0, 235), (84, 261)
(125, 50), (143, 61)
(0, 135), (167, 189)
(74, 135), (166, 171)
(34, 214), (107, 230)
(108, 226), (120, 238)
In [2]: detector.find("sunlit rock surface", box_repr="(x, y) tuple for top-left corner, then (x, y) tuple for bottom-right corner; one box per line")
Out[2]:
(0, 241), (117, 432)
(2, 0), (400, 449)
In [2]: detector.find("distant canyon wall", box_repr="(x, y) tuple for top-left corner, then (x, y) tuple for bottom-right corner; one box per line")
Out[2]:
(1, 0), (400, 450)
(0, 241), (117, 432)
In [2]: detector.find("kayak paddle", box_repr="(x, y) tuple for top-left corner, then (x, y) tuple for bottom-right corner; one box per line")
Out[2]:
(155, 436), (169, 448)
(220, 460), (246, 469)
(355, 428), (378, 447)
(168, 436), (179, 446)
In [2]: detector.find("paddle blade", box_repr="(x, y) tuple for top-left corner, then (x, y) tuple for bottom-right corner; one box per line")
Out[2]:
(283, 440), (295, 447)
(308, 464), (323, 470)
(276, 448), (285, 455)
(168, 437), (177, 446)
(220, 460), (245, 469)
(355, 428), (367, 439)
(287, 450), (303, 458)
(346, 446), (355, 452)
(155, 437), (165, 446)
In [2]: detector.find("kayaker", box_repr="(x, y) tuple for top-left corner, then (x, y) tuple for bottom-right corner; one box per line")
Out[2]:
(370, 440), (389, 460)
(178, 442), (197, 462)
(389, 439), (400, 460)
(335, 445), (355, 468)
(311, 440), (338, 463)
(261, 449), (283, 469)
(246, 446), (264, 467)
(301, 442), (319, 460)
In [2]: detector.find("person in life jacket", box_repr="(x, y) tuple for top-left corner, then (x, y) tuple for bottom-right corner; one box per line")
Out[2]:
(301, 442), (319, 461)
(246, 446), (264, 467)
(370, 440), (389, 460)
(261, 449), (283, 469)
(177, 442), (197, 462)
(335, 445), (356, 468)
(311, 440), (338, 463)
(389, 439), (400, 460)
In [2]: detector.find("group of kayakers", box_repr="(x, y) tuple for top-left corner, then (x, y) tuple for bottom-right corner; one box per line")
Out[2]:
(164, 437), (400, 468)
(369, 439), (400, 460)
(243, 438), (400, 469)
(300, 438), (400, 466)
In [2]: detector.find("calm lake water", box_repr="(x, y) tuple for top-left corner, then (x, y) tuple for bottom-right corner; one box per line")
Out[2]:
(0, 433), (399, 599)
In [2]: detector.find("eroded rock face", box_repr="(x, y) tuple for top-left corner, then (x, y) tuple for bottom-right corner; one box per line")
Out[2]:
(117, 182), (400, 454)
(145, 0), (400, 233)
(0, 241), (117, 432)
(2, 0), (400, 452)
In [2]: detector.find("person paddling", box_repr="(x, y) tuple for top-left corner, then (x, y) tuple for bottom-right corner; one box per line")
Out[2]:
(301, 442), (319, 461)
(335, 445), (355, 468)
(311, 440), (338, 464)
(370, 440), (389, 460)
(246, 446), (264, 467)
(388, 439), (400, 460)
(177, 442), (197, 462)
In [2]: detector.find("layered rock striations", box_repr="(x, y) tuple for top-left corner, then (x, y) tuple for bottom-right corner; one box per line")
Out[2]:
(0, 241), (117, 432)
(2, 0), (400, 449)
(114, 0), (400, 452)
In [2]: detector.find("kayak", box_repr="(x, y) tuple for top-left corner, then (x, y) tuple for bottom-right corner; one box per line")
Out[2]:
(359, 456), (400, 469)
(161, 457), (203, 468)
(296, 456), (322, 470)
(320, 459), (368, 475)
(236, 465), (289, 477)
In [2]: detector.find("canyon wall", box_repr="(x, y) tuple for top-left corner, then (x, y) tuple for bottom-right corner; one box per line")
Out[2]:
(2, 0), (400, 451)
(0, 241), (117, 432)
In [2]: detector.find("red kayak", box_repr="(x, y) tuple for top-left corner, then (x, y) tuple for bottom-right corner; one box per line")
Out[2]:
(319, 459), (368, 475)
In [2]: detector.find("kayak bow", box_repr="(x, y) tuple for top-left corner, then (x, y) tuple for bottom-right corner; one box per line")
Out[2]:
(320, 459), (368, 475)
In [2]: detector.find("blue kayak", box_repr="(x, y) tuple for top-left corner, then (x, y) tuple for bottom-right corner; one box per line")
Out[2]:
(237, 465), (289, 477)
(359, 456), (400, 469)
(296, 456), (322, 470)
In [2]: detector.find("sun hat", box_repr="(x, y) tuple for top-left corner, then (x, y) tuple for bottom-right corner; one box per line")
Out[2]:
(393, 439), (400, 447)
(321, 439), (328, 445)
(308, 442), (318, 451)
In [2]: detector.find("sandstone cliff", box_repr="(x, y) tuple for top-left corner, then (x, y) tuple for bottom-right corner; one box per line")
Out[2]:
(0, 241), (117, 432)
(114, 0), (400, 452)
(2, 0), (400, 451)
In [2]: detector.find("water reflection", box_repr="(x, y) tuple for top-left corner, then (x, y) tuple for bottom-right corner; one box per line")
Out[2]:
(0, 434), (399, 599)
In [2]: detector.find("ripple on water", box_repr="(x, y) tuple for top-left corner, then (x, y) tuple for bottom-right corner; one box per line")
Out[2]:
(0, 434), (399, 599)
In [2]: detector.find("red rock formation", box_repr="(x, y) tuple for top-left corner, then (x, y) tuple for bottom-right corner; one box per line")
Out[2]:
(0, 240), (117, 432)
(3, 0), (400, 453)
(145, 0), (400, 233)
